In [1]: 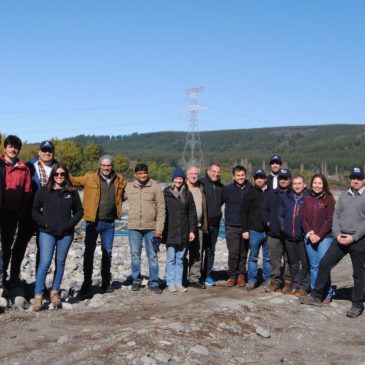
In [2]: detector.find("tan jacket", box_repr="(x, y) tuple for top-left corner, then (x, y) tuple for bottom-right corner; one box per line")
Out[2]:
(70, 171), (127, 222)
(125, 178), (165, 232)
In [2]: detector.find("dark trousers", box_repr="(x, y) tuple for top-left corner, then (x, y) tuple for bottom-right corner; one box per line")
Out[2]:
(203, 224), (220, 279)
(268, 235), (292, 286)
(185, 228), (204, 283)
(284, 239), (310, 290)
(312, 238), (365, 309)
(225, 225), (248, 278)
(0, 211), (35, 280)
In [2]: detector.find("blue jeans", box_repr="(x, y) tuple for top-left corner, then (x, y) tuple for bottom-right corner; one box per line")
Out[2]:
(166, 244), (186, 285)
(128, 230), (159, 287)
(35, 232), (73, 295)
(247, 230), (271, 283)
(305, 237), (333, 298)
(84, 220), (115, 286)
(204, 225), (220, 278)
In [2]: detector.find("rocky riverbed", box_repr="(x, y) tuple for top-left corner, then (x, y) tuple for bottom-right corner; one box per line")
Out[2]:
(0, 229), (364, 365)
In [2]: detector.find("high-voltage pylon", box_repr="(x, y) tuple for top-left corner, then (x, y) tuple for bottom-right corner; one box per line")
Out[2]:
(181, 87), (205, 168)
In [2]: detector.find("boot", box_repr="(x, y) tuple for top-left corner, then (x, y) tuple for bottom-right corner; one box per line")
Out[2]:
(237, 274), (246, 287)
(227, 277), (237, 287)
(265, 280), (280, 293)
(281, 280), (293, 295)
(50, 290), (62, 309)
(33, 295), (43, 312)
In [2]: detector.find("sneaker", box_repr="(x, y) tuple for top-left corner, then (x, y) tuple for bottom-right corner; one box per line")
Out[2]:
(265, 280), (280, 293)
(322, 297), (332, 306)
(149, 286), (162, 294)
(205, 276), (216, 286)
(190, 281), (206, 289)
(298, 295), (322, 307)
(346, 305), (364, 318)
(175, 284), (188, 293)
(102, 283), (115, 294)
(131, 283), (141, 291)
(245, 281), (256, 291)
(168, 285), (177, 293)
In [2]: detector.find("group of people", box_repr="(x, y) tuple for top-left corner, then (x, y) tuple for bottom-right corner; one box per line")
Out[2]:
(0, 135), (364, 319)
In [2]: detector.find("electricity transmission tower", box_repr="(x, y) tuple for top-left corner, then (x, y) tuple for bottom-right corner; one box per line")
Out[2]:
(181, 87), (205, 168)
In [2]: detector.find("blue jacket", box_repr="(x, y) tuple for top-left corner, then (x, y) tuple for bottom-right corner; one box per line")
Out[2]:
(222, 181), (252, 227)
(278, 189), (308, 241)
(26, 156), (58, 192)
(261, 188), (290, 237)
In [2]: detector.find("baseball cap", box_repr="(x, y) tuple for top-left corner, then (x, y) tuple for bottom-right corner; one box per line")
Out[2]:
(278, 169), (292, 179)
(39, 140), (55, 151)
(253, 168), (266, 179)
(350, 167), (364, 179)
(270, 155), (282, 165)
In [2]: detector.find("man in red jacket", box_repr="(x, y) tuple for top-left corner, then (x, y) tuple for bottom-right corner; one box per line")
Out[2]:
(0, 135), (32, 287)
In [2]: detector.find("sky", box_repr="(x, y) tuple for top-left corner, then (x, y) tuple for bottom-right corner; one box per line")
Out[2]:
(0, 0), (364, 143)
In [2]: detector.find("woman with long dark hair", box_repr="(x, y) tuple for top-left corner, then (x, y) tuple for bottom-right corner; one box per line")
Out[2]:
(302, 173), (335, 304)
(32, 163), (83, 311)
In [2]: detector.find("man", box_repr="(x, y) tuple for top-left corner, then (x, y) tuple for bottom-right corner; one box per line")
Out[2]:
(0, 136), (5, 286)
(267, 155), (282, 190)
(0, 135), (32, 286)
(125, 163), (165, 294)
(185, 164), (208, 289)
(261, 168), (293, 293)
(278, 175), (309, 297)
(71, 155), (127, 295)
(222, 165), (252, 287)
(241, 168), (270, 290)
(300, 167), (365, 318)
(200, 163), (224, 286)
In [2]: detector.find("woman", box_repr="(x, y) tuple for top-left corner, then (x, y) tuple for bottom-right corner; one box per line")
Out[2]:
(301, 173), (335, 304)
(32, 163), (83, 311)
(163, 168), (197, 293)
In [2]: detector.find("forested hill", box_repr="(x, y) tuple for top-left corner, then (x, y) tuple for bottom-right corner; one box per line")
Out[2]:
(70, 124), (365, 172)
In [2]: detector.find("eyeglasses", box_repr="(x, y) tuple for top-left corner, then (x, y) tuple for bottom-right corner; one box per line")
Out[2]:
(101, 164), (112, 168)
(54, 172), (66, 177)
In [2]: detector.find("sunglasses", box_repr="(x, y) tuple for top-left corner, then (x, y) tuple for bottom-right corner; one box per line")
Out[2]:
(54, 172), (66, 177)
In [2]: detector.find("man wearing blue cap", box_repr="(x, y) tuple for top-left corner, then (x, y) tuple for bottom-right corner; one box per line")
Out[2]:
(300, 167), (365, 318)
(241, 168), (270, 290)
(267, 155), (282, 190)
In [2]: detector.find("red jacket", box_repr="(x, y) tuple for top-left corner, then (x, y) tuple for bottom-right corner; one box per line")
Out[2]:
(1, 156), (32, 213)
(301, 193), (335, 240)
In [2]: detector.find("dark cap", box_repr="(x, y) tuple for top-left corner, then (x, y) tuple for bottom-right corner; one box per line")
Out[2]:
(270, 155), (282, 165)
(350, 167), (364, 179)
(172, 167), (185, 181)
(253, 168), (266, 179)
(278, 169), (292, 179)
(39, 140), (55, 151)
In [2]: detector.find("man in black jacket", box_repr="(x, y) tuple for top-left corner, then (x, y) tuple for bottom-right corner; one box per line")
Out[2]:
(241, 168), (270, 290)
(266, 155), (282, 190)
(222, 165), (252, 287)
(200, 163), (224, 286)
(0, 147), (5, 286)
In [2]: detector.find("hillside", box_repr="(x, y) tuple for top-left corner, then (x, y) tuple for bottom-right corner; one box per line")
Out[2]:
(69, 124), (365, 172)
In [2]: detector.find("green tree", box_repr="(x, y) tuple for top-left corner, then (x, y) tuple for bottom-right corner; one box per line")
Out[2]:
(114, 154), (130, 173)
(82, 143), (103, 172)
(53, 139), (83, 175)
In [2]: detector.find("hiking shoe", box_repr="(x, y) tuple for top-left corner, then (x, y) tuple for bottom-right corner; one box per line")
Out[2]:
(149, 286), (162, 294)
(265, 280), (280, 293)
(245, 281), (256, 291)
(50, 290), (62, 309)
(346, 306), (364, 318)
(33, 295), (43, 312)
(102, 283), (115, 294)
(281, 280), (293, 295)
(294, 289), (308, 298)
(227, 277), (237, 287)
(168, 285), (177, 293)
(131, 283), (141, 291)
(175, 284), (188, 293)
(205, 276), (216, 286)
(237, 274), (246, 287)
(190, 281), (206, 289)
(298, 295), (322, 307)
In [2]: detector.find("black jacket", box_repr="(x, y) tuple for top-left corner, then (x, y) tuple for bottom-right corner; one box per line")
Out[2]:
(199, 175), (224, 226)
(240, 186), (267, 232)
(32, 187), (83, 236)
(222, 181), (253, 227)
(0, 159), (5, 210)
(162, 185), (197, 246)
(266, 173), (279, 191)
(261, 188), (290, 237)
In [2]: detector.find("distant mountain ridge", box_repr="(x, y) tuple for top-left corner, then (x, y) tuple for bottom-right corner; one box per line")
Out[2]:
(69, 124), (365, 172)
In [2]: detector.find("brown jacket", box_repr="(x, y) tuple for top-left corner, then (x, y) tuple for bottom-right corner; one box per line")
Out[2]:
(70, 171), (127, 222)
(124, 178), (165, 232)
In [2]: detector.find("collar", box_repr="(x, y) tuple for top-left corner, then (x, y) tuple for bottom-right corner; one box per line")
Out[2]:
(348, 186), (365, 196)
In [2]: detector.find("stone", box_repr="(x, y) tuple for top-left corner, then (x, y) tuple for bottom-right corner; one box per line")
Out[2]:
(62, 302), (74, 310)
(166, 322), (185, 332)
(191, 345), (209, 356)
(256, 326), (271, 338)
(57, 335), (72, 344)
(154, 353), (171, 363)
(14, 296), (28, 311)
(0, 297), (8, 310)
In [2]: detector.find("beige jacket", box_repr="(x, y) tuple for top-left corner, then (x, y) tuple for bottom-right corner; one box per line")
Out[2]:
(125, 178), (165, 232)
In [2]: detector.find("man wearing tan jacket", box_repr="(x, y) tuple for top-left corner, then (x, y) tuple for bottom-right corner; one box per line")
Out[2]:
(70, 155), (127, 297)
(124, 163), (165, 294)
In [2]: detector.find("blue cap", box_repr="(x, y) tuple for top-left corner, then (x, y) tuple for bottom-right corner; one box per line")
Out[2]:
(350, 167), (364, 179)
(278, 169), (292, 179)
(39, 140), (55, 151)
(270, 155), (282, 164)
(172, 167), (185, 181)
(253, 168), (266, 179)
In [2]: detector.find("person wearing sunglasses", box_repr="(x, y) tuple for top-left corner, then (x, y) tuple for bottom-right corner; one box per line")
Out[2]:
(32, 163), (83, 311)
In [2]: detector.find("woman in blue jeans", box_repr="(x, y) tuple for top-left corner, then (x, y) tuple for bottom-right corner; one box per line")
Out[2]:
(32, 163), (83, 311)
(301, 174), (335, 304)
(163, 168), (197, 293)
